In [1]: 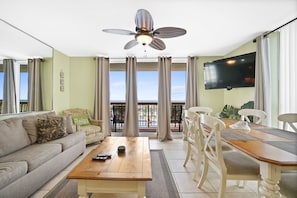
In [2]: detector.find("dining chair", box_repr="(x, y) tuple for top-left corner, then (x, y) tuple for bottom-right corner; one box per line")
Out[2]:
(238, 108), (267, 125)
(277, 113), (297, 133)
(188, 106), (213, 115)
(183, 111), (204, 180)
(197, 115), (260, 198)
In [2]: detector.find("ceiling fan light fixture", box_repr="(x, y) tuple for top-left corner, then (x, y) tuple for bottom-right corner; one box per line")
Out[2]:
(136, 33), (153, 45)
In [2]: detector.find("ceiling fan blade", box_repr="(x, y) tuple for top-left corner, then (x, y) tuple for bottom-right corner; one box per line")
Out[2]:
(149, 38), (166, 50)
(135, 9), (154, 31)
(102, 29), (136, 35)
(124, 39), (138, 49)
(153, 27), (186, 38)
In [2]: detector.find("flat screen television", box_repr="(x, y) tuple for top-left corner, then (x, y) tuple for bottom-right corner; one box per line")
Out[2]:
(203, 52), (256, 90)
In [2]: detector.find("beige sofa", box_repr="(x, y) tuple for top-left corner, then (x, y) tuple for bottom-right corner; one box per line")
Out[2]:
(0, 111), (86, 198)
(63, 108), (104, 144)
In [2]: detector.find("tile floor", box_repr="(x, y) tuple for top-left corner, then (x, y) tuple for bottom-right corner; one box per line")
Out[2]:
(31, 132), (258, 198)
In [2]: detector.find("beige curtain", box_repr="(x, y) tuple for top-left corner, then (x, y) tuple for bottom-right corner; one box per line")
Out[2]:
(254, 35), (271, 125)
(95, 57), (111, 137)
(1, 59), (18, 114)
(185, 56), (199, 109)
(123, 57), (139, 136)
(157, 56), (172, 141)
(28, 58), (43, 111)
(279, 20), (297, 114)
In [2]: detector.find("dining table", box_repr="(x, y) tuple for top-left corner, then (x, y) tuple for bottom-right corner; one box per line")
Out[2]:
(220, 118), (297, 198)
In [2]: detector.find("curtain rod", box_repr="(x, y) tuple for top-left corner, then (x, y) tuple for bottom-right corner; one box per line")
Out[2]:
(253, 17), (297, 42)
(264, 17), (297, 37)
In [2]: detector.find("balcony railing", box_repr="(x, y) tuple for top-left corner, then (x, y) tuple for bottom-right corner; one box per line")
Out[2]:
(111, 102), (185, 132)
(0, 100), (28, 114)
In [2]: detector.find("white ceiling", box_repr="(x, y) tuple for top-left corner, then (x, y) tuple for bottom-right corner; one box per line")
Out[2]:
(0, 0), (296, 60)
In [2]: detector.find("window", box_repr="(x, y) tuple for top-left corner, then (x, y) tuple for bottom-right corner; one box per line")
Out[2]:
(137, 71), (158, 101)
(110, 71), (125, 101)
(20, 64), (28, 102)
(171, 70), (186, 102)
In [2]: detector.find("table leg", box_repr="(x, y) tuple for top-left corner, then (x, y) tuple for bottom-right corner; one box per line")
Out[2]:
(78, 180), (89, 198)
(258, 162), (281, 198)
(137, 181), (145, 198)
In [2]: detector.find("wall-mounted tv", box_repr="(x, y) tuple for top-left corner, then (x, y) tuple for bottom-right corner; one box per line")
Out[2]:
(203, 52), (256, 90)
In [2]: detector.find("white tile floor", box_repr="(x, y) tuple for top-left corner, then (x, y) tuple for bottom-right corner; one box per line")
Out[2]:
(31, 132), (258, 198)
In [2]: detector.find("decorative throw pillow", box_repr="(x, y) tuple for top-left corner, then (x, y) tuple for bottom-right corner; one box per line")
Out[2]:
(65, 115), (76, 133)
(72, 115), (90, 126)
(36, 117), (67, 143)
(22, 118), (38, 144)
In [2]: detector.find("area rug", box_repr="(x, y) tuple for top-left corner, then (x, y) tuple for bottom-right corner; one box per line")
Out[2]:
(46, 150), (180, 198)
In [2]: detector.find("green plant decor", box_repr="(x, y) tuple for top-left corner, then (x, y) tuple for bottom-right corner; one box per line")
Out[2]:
(219, 101), (255, 121)
(219, 104), (241, 120)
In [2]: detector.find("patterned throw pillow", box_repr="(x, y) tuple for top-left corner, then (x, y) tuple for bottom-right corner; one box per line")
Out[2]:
(36, 117), (67, 143)
(72, 115), (90, 126)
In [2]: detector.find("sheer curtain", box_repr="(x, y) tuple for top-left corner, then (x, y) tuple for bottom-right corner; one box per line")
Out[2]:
(254, 35), (271, 125)
(157, 56), (172, 141)
(123, 56), (139, 137)
(185, 56), (199, 109)
(95, 57), (111, 137)
(1, 59), (18, 114)
(28, 58), (43, 111)
(279, 20), (297, 114)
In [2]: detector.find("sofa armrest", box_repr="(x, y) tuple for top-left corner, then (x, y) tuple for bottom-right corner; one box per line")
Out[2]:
(89, 119), (104, 131)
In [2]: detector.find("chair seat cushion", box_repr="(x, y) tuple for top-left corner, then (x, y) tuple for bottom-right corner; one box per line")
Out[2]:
(0, 161), (28, 189)
(223, 151), (259, 175)
(80, 125), (101, 135)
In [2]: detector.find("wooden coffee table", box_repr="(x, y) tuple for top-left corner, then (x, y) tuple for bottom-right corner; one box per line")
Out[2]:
(67, 137), (152, 198)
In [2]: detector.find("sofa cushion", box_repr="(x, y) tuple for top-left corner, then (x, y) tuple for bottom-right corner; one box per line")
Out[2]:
(80, 125), (101, 135)
(0, 144), (62, 172)
(36, 117), (67, 143)
(72, 115), (90, 126)
(22, 114), (50, 144)
(65, 115), (76, 133)
(0, 161), (28, 189)
(0, 119), (31, 157)
(46, 131), (85, 150)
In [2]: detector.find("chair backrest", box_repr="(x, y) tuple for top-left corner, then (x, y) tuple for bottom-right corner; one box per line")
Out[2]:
(278, 113), (297, 132)
(238, 109), (267, 125)
(200, 115), (227, 171)
(188, 106), (213, 116)
(185, 111), (201, 146)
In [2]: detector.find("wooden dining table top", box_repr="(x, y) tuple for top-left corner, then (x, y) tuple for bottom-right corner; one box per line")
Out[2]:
(220, 118), (297, 167)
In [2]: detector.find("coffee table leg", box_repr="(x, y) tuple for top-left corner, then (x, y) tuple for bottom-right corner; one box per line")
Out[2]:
(78, 180), (89, 198)
(137, 181), (146, 198)
(259, 162), (281, 198)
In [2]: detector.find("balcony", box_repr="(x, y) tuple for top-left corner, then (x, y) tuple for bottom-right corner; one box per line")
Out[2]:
(111, 102), (185, 132)
(0, 100), (28, 113)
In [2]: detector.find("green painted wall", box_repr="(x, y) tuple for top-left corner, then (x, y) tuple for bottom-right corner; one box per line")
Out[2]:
(69, 57), (96, 116)
(52, 49), (70, 113)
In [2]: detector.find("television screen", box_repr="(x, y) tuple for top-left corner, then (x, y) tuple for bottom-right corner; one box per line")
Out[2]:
(204, 52), (256, 90)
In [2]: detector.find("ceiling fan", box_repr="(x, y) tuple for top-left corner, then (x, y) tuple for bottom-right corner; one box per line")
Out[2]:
(102, 9), (187, 50)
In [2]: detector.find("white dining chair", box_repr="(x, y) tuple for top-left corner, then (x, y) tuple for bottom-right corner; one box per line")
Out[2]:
(197, 115), (260, 198)
(238, 108), (267, 125)
(188, 106), (213, 115)
(183, 111), (204, 180)
(278, 113), (297, 133)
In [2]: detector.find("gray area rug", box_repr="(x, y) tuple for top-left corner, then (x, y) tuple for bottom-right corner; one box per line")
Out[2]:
(46, 150), (179, 198)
